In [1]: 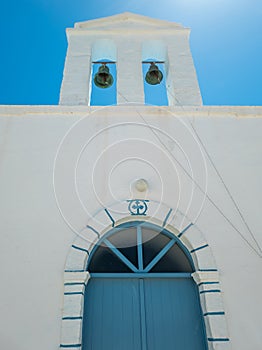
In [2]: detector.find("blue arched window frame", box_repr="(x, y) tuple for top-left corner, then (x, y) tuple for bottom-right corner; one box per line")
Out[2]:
(86, 221), (195, 278)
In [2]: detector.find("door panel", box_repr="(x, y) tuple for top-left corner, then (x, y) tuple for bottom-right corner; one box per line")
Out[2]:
(82, 278), (142, 350)
(143, 278), (207, 350)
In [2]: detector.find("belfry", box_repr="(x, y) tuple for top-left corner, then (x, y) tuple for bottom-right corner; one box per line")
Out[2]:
(59, 12), (202, 106)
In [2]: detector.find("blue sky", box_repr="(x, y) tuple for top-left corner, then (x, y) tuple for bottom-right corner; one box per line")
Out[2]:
(0, 0), (261, 106)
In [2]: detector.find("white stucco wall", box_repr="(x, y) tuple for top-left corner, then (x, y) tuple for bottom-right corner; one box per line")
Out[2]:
(0, 105), (261, 350)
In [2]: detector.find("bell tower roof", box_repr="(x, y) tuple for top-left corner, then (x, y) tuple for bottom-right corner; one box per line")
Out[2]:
(72, 12), (186, 31)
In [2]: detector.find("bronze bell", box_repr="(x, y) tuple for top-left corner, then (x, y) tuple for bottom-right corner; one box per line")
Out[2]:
(94, 64), (114, 88)
(145, 63), (163, 85)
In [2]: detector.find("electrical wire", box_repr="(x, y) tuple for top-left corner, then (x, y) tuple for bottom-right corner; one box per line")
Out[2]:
(117, 90), (262, 258)
(170, 90), (262, 257)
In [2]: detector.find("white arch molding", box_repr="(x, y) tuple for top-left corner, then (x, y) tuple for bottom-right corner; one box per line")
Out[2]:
(60, 200), (231, 350)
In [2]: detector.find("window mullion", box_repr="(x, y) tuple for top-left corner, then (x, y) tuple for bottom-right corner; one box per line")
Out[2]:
(104, 239), (138, 272)
(137, 226), (143, 271)
(144, 239), (176, 273)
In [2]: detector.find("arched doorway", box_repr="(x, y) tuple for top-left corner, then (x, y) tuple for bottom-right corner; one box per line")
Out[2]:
(82, 222), (208, 350)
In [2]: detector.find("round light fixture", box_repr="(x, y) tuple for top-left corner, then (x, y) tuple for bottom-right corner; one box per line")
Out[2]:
(135, 179), (148, 192)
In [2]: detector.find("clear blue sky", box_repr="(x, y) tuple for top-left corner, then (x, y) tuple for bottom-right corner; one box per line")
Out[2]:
(0, 0), (261, 106)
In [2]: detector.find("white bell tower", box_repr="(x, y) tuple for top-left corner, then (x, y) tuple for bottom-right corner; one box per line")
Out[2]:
(59, 12), (202, 106)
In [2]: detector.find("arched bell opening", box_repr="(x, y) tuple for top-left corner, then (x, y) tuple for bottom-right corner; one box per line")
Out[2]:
(142, 58), (168, 106)
(90, 59), (117, 106)
(82, 222), (208, 350)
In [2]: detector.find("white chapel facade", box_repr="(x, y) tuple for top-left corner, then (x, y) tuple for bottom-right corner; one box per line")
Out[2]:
(0, 12), (261, 350)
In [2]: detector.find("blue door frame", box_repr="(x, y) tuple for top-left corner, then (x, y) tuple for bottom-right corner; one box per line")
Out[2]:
(82, 222), (208, 350)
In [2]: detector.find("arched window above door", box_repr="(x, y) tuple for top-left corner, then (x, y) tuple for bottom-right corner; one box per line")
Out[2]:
(87, 223), (194, 273)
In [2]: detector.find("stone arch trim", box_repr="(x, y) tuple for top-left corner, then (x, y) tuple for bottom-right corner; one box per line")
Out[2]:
(60, 200), (231, 350)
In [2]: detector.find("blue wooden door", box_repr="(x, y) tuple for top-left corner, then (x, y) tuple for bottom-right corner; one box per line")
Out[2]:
(82, 276), (206, 350)
(82, 223), (207, 350)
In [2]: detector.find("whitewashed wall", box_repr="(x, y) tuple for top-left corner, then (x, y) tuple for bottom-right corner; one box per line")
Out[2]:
(0, 105), (261, 350)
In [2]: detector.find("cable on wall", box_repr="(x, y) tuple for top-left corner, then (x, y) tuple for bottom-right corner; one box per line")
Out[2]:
(116, 90), (262, 258)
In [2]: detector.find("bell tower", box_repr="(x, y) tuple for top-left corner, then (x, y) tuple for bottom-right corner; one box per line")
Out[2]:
(59, 12), (202, 106)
